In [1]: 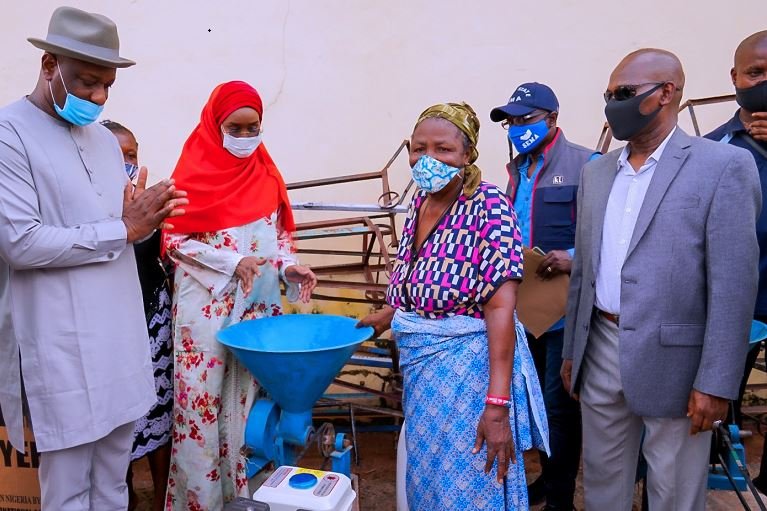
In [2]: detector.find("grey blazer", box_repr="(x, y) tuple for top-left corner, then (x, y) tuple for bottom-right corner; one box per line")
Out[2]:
(563, 128), (761, 417)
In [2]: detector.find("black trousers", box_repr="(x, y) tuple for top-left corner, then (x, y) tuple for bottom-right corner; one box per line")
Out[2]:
(529, 328), (582, 508)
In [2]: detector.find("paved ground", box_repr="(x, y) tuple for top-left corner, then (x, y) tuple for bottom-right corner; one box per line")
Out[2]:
(133, 427), (767, 510)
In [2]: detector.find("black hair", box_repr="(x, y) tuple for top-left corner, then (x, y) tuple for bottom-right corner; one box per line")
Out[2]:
(100, 119), (133, 137)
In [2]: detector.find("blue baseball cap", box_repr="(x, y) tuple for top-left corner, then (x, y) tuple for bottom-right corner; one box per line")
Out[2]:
(490, 82), (560, 122)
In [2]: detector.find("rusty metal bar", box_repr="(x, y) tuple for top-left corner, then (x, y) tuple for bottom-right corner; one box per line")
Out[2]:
(687, 103), (702, 136)
(292, 202), (408, 214)
(682, 94), (736, 107)
(378, 140), (409, 207)
(295, 219), (367, 231)
(331, 379), (402, 403)
(363, 217), (393, 271)
(297, 249), (378, 257)
(286, 139), (409, 195)
(315, 399), (404, 419)
(308, 292), (386, 304)
(295, 216), (385, 231)
(311, 264), (389, 276)
(287, 171), (385, 190)
(595, 123), (613, 154)
(315, 279), (388, 292)
(296, 227), (389, 241)
(681, 94), (735, 137)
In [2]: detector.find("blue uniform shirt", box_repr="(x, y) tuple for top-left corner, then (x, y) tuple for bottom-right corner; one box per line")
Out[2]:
(706, 111), (767, 315)
(513, 154), (544, 248)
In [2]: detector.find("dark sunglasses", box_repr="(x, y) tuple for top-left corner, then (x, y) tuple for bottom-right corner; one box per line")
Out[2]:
(500, 110), (550, 129)
(603, 82), (666, 102)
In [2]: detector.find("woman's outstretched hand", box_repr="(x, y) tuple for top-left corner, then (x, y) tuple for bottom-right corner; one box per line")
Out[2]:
(356, 306), (395, 337)
(284, 265), (317, 303)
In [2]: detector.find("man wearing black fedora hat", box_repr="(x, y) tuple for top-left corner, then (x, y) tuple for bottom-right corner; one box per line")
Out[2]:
(0, 6), (187, 510)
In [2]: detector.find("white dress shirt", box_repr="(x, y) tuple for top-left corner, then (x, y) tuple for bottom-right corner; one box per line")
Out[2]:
(595, 128), (676, 314)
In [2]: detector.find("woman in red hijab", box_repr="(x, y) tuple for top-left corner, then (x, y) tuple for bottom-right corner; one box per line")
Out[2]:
(163, 81), (316, 509)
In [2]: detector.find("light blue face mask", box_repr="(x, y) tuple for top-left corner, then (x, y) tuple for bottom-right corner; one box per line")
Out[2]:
(411, 154), (462, 193)
(507, 119), (549, 154)
(49, 62), (104, 126)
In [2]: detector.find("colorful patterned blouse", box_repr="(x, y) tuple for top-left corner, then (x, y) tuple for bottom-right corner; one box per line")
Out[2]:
(386, 182), (524, 319)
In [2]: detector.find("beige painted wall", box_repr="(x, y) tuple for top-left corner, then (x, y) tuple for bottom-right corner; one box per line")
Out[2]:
(1, 1), (763, 222)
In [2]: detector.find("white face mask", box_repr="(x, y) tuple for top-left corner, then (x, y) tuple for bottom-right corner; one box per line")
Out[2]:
(222, 130), (262, 158)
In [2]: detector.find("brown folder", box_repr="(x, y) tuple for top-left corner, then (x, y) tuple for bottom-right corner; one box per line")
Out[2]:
(517, 247), (570, 338)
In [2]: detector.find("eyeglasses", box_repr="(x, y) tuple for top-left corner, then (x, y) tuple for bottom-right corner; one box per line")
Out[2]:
(603, 82), (667, 102)
(500, 110), (549, 129)
(222, 126), (262, 137)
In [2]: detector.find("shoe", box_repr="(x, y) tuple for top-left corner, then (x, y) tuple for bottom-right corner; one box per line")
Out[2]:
(527, 475), (545, 505)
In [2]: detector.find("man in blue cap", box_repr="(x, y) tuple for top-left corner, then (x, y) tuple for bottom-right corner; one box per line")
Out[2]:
(491, 82), (596, 511)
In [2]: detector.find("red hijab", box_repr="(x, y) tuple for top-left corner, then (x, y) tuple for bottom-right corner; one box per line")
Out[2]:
(166, 81), (295, 235)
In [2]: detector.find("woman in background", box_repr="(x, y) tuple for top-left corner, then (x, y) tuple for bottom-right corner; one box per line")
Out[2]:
(163, 81), (316, 509)
(102, 120), (173, 511)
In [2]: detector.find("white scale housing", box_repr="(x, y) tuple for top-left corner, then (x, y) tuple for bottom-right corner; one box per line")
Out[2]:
(253, 466), (356, 511)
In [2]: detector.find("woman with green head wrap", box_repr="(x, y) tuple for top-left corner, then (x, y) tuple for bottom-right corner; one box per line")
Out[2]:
(359, 103), (548, 509)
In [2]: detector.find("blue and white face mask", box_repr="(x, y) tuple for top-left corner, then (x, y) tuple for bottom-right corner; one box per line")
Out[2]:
(507, 119), (549, 154)
(49, 62), (104, 126)
(411, 154), (462, 193)
(124, 163), (139, 180)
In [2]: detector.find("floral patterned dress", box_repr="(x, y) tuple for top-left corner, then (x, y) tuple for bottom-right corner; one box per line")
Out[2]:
(164, 210), (298, 510)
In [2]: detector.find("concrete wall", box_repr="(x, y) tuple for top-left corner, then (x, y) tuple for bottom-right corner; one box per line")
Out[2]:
(2, 1), (763, 218)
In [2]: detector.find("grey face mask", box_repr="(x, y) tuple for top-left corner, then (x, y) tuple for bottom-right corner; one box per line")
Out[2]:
(604, 83), (664, 141)
(736, 80), (767, 113)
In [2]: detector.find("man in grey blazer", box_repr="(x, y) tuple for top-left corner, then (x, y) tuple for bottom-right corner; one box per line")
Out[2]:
(561, 48), (761, 510)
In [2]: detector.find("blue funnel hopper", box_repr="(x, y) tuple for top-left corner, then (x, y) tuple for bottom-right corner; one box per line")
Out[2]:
(751, 320), (767, 346)
(218, 314), (373, 411)
(217, 314), (373, 473)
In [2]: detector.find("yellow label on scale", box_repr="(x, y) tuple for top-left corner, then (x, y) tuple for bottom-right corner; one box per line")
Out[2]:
(294, 468), (327, 478)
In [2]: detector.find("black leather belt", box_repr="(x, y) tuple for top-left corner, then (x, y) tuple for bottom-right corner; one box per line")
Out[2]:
(596, 308), (620, 326)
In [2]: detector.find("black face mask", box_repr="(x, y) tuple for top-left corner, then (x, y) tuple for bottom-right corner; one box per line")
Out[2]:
(604, 83), (664, 141)
(736, 80), (767, 113)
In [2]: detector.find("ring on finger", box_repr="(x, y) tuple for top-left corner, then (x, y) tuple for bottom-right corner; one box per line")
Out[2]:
(546, 266), (553, 273)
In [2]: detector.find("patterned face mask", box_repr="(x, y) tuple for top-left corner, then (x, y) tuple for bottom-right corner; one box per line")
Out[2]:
(124, 162), (139, 180)
(411, 154), (461, 193)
